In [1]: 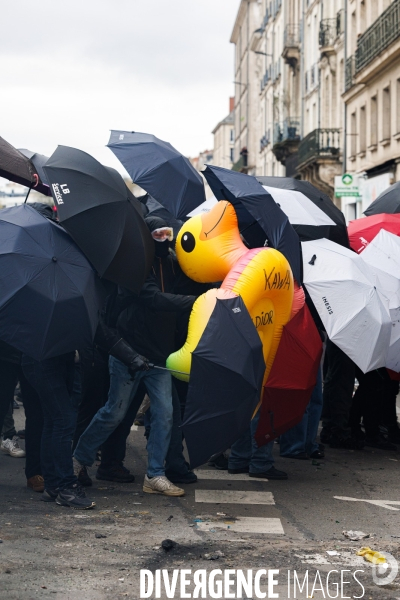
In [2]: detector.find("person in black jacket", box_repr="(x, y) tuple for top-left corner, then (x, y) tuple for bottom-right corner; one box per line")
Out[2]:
(73, 219), (197, 497)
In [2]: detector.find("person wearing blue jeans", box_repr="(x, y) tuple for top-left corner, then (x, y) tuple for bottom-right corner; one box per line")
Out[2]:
(228, 410), (288, 480)
(280, 367), (324, 459)
(22, 352), (95, 509)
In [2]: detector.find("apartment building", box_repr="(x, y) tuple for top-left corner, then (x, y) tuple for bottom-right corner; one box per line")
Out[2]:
(212, 97), (235, 169)
(343, 0), (400, 218)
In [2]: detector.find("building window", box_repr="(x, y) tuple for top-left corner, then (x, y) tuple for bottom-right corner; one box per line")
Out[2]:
(359, 105), (366, 153)
(230, 148), (234, 163)
(351, 111), (357, 157)
(382, 87), (391, 142)
(397, 79), (400, 134)
(370, 95), (378, 147)
(230, 129), (234, 142)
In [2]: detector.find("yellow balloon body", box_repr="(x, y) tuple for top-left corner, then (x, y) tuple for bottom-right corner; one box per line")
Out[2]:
(167, 201), (294, 383)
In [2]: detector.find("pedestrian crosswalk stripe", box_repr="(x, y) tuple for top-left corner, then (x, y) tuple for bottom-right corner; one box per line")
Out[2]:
(194, 469), (268, 481)
(195, 516), (284, 534)
(195, 490), (275, 505)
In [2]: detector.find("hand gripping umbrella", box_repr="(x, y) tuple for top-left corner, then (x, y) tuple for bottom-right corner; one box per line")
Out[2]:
(107, 130), (206, 220)
(203, 165), (302, 284)
(302, 238), (391, 373)
(19, 148), (51, 191)
(43, 146), (154, 294)
(364, 181), (400, 216)
(0, 204), (104, 360)
(257, 176), (349, 247)
(360, 229), (400, 372)
(0, 136), (51, 197)
(255, 302), (322, 446)
(182, 295), (265, 469)
(348, 213), (400, 253)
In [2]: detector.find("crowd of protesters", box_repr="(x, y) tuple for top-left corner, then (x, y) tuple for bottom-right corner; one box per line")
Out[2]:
(1, 204), (400, 510)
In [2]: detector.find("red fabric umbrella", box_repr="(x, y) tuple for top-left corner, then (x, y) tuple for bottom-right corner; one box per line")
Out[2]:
(255, 302), (322, 447)
(348, 214), (400, 254)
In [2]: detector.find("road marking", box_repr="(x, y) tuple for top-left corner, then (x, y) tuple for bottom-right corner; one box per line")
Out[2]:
(334, 496), (400, 511)
(296, 553), (366, 567)
(194, 469), (268, 481)
(195, 490), (275, 505)
(195, 516), (284, 534)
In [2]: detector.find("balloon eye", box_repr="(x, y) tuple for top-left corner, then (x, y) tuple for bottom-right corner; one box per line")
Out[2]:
(181, 231), (196, 253)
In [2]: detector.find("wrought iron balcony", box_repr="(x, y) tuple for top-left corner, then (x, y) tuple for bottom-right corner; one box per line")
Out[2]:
(355, 0), (400, 72)
(284, 23), (301, 47)
(273, 119), (301, 145)
(345, 55), (356, 91)
(319, 10), (344, 48)
(260, 134), (270, 151)
(298, 128), (340, 165)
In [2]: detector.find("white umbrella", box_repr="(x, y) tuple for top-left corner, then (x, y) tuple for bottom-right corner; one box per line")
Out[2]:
(262, 186), (336, 226)
(302, 238), (391, 373)
(186, 196), (217, 218)
(360, 230), (400, 372)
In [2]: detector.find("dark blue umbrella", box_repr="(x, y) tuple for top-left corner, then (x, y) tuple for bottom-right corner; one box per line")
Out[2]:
(364, 181), (400, 216)
(182, 296), (265, 469)
(0, 204), (104, 360)
(203, 165), (302, 284)
(107, 130), (206, 220)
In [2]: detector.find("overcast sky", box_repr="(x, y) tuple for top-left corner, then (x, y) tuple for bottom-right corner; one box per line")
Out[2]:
(1, 0), (240, 176)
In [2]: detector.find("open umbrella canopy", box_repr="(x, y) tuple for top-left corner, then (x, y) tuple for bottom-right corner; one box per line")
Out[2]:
(43, 145), (154, 294)
(348, 213), (400, 253)
(107, 130), (206, 220)
(257, 176), (349, 246)
(19, 149), (50, 190)
(302, 238), (391, 372)
(138, 192), (183, 237)
(364, 181), (400, 216)
(0, 136), (50, 196)
(0, 204), (104, 361)
(182, 295), (265, 469)
(360, 229), (400, 372)
(203, 165), (302, 284)
(255, 302), (322, 446)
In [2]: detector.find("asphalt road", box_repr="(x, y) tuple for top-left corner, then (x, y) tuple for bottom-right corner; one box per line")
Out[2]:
(1, 407), (400, 599)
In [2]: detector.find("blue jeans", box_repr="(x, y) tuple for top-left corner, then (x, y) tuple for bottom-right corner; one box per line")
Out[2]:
(143, 384), (188, 476)
(22, 353), (78, 491)
(74, 357), (179, 477)
(228, 411), (274, 474)
(280, 367), (323, 457)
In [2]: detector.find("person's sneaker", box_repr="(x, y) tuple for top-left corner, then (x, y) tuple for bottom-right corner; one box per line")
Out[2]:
(73, 457), (92, 486)
(41, 488), (58, 502)
(329, 435), (364, 450)
(27, 475), (45, 492)
(364, 435), (398, 451)
(165, 470), (197, 484)
(143, 475), (185, 496)
(56, 484), (96, 509)
(228, 466), (249, 474)
(1, 436), (26, 457)
(250, 467), (288, 480)
(134, 414), (145, 426)
(96, 464), (135, 483)
(17, 429), (25, 439)
(208, 452), (229, 470)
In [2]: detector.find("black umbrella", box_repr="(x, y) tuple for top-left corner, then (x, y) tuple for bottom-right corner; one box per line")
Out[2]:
(43, 145), (154, 294)
(256, 176), (350, 247)
(19, 148), (50, 190)
(364, 181), (400, 216)
(0, 204), (104, 361)
(138, 193), (183, 237)
(107, 130), (206, 220)
(203, 165), (302, 284)
(0, 136), (51, 196)
(182, 296), (265, 469)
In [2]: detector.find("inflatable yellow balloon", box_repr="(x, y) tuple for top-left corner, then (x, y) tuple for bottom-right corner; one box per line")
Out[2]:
(167, 201), (294, 383)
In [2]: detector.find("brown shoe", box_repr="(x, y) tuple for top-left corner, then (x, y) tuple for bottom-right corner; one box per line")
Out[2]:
(27, 475), (45, 492)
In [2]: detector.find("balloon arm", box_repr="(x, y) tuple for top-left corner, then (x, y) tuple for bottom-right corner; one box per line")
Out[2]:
(148, 363), (189, 377)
